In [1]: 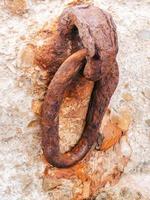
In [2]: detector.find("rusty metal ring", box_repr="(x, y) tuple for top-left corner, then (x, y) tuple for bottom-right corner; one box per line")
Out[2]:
(42, 49), (95, 168)
(41, 5), (119, 168)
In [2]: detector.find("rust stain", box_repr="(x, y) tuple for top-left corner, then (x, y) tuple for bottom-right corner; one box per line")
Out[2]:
(31, 100), (42, 115)
(101, 121), (123, 151)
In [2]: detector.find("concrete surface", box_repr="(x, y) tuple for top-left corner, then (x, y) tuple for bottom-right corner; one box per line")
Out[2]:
(0, 0), (150, 199)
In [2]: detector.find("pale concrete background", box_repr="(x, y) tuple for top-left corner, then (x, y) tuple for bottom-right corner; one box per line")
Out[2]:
(0, 0), (150, 200)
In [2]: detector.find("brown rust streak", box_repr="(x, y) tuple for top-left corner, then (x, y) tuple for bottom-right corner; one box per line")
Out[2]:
(41, 5), (119, 168)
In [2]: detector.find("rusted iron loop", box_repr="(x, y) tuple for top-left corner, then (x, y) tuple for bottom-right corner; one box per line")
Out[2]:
(41, 5), (119, 168)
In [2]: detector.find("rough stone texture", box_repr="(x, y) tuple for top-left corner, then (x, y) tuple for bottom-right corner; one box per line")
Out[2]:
(0, 0), (149, 200)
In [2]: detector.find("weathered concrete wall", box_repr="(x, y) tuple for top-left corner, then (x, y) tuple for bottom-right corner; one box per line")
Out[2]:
(0, 0), (149, 200)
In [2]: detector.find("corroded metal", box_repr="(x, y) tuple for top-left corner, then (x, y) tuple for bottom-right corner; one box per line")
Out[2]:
(41, 5), (119, 168)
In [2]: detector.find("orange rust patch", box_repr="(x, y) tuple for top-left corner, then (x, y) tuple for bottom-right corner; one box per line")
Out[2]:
(122, 92), (133, 101)
(31, 100), (42, 115)
(101, 120), (123, 151)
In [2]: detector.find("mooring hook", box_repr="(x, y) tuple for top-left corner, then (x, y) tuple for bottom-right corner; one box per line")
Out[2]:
(41, 4), (119, 168)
